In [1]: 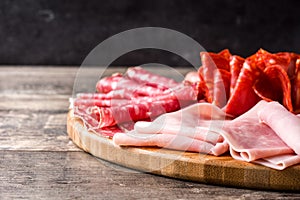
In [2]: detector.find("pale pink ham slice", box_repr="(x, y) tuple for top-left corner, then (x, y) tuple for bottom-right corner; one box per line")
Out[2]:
(113, 103), (229, 156)
(257, 101), (300, 154)
(253, 154), (300, 170)
(221, 100), (298, 169)
(113, 132), (217, 153)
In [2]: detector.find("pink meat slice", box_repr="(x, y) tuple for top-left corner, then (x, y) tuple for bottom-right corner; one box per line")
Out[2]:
(257, 101), (300, 154)
(113, 132), (217, 153)
(113, 103), (230, 156)
(221, 100), (299, 169)
(252, 154), (300, 170)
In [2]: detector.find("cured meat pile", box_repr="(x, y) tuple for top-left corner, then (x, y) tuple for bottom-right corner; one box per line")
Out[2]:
(197, 49), (300, 116)
(71, 67), (197, 137)
(71, 49), (300, 170)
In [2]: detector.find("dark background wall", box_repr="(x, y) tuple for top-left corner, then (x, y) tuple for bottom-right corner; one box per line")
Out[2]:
(0, 0), (299, 66)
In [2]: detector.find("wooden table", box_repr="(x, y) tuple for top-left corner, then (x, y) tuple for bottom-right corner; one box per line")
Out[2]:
(1, 67), (299, 199)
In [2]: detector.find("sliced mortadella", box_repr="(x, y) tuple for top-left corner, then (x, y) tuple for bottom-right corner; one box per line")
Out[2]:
(258, 101), (300, 155)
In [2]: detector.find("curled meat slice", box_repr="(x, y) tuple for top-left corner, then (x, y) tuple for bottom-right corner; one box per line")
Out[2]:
(258, 101), (300, 154)
(113, 132), (218, 153)
(225, 55), (261, 116)
(221, 101), (297, 169)
(199, 49), (231, 107)
(292, 59), (300, 113)
(229, 55), (244, 95)
(213, 68), (231, 108)
(113, 103), (229, 155)
(254, 65), (293, 111)
(75, 85), (197, 129)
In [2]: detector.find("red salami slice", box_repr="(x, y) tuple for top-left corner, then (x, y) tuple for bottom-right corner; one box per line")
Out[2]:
(254, 65), (293, 112)
(225, 55), (262, 116)
(229, 55), (244, 95)
(292, 59), (300, 113)
(199, 50), (231, 107)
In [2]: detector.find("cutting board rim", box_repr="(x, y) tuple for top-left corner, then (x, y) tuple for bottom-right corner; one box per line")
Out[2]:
(67, 110), (300, 191)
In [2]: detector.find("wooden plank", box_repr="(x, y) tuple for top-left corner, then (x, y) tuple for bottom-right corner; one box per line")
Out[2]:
(0, 151), (298, 199)
(67, 110), (300, 191)
(0, 107), (79, 151)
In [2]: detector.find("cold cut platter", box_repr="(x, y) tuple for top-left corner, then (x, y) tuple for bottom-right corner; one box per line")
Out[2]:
(67, 110), (300, 191)
(68, 49), (300, 191)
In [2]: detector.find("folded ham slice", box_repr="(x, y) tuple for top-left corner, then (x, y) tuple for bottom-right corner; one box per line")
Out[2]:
(257, 101), (300, 154)
(113, 103), (229, 156)
(222, 101), (293, 160)
(113, 100), (300, 170)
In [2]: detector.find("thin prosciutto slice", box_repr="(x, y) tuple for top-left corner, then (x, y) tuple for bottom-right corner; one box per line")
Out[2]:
(73, 67), (198, 137)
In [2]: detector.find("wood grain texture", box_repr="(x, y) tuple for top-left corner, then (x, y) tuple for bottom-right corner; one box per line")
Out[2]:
(3, 151), (296, 200)
(1, 67), (300, 199)
(67, 110), (300, 191)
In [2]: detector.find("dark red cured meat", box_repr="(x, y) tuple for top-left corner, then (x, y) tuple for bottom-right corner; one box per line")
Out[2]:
(212, 68), (231, 108)
(225, 55), (262, 116)
(199, 49), (231, 107)
(75, 83), (197, 108)
(292, 59), (300, 113)
(88, 98), (179, 128)
(254, 65), (293, 112)
(229, 55), (245, 95)
(225, 49), (296, 116)
(75, 84), (197, 128)
(197, 67), (210, 102)
(125, 67), (179, 89)
(259, 49), (291, 71)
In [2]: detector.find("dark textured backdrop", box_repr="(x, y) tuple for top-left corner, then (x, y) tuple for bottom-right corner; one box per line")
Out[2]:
(0, 0), (299, 66)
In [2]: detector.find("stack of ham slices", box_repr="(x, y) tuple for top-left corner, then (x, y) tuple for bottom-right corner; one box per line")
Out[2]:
(71, 49), (300, 170)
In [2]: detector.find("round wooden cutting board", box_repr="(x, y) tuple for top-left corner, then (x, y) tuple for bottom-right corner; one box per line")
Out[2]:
(67, 110), (300, 191)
